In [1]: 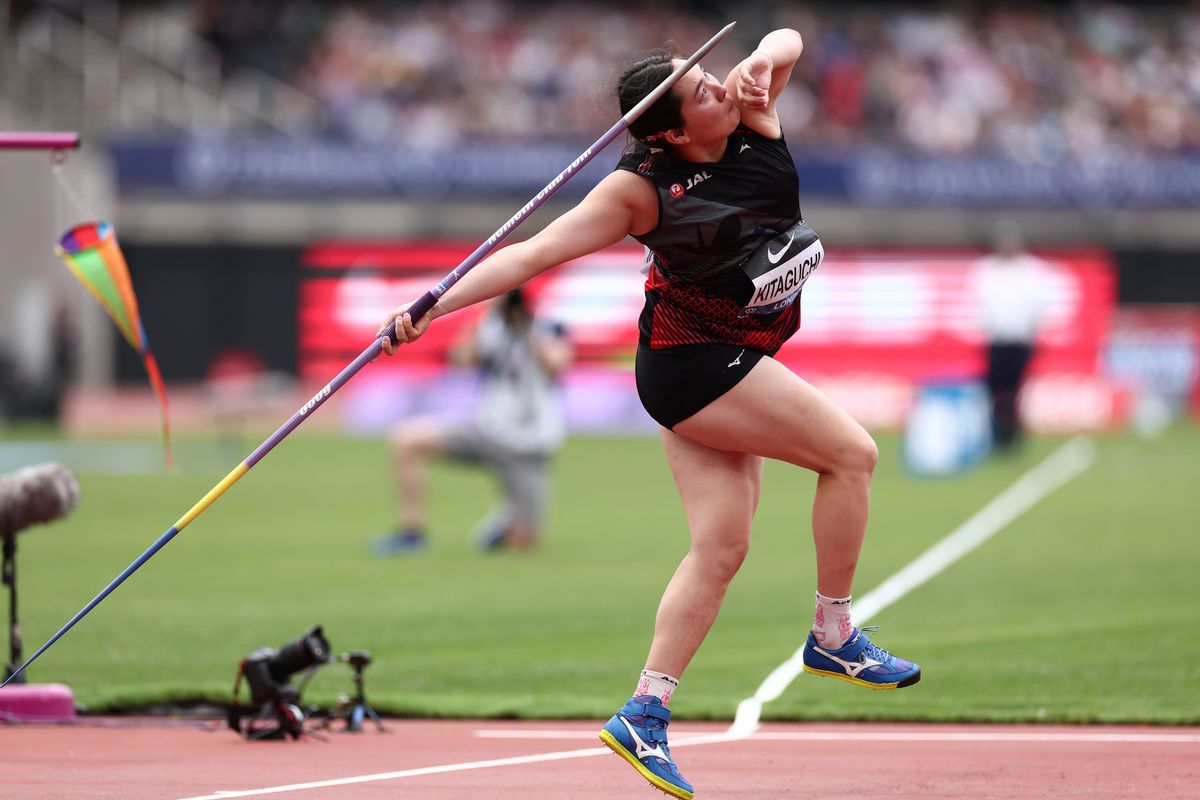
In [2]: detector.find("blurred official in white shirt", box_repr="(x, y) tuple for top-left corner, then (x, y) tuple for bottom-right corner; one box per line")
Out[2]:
(971, 221), (1055, 451)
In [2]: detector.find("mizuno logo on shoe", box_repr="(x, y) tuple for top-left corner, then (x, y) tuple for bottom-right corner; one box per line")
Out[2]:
(813, 646), (885, 678)
(620, 717), (670, 763)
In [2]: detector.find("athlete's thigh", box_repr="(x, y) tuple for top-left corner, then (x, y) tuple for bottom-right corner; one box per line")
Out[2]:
(672, 356), (872, 472)
(660, 426), (763, 542)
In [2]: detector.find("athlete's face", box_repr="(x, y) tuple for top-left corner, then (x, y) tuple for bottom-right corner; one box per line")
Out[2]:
(672, 60), (740, 142)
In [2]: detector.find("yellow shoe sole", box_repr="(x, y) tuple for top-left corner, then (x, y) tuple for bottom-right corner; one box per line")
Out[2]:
(599, 729), (695, 800)
(802, 663), (921, 690)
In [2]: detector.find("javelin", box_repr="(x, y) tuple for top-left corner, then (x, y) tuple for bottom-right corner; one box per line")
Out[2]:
(1, 21), (737, 688)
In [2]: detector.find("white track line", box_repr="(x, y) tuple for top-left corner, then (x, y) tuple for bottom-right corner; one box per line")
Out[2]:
(179, 734), (743, 800)
(729, 436), (1097, 737)
(179, 747), (612, 800)
(179, 437), (1098, 800)
(475, 729), (1200, 744)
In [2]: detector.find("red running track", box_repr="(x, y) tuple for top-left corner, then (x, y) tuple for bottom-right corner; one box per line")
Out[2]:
(2, 719), (1197, 799)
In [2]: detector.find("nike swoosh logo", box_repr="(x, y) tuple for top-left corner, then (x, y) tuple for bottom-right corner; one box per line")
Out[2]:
(620, 717), (669, 762)
(766, 232), (793, 264)
(812, 645), (885, 678)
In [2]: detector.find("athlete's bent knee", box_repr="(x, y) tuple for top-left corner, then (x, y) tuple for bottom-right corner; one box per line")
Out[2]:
(693, 536), (750, 582)
(857, 435), (879, 477)
(831, 432), (878, 479)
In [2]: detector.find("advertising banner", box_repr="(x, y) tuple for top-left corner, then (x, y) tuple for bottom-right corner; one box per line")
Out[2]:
(301, 241), (1120, 432)
(112, 138), (1200, 208)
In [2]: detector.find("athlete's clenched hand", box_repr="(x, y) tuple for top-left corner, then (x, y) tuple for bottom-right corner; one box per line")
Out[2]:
(377, 301), (433, 355)
(737, 52), (773, 110)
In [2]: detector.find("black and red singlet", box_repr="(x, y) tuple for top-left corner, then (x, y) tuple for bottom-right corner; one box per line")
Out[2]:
(615, 126), (805, 354)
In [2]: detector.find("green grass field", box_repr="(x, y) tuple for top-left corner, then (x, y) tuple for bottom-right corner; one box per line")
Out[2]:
(3, 424), (1198, 724)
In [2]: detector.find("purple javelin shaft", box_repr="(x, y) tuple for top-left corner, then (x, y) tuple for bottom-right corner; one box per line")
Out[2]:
(0, 132), (80, 150)
(251, 21), (735, 465)
(244, 115), (625, 465)
(0, 22), (735, 688)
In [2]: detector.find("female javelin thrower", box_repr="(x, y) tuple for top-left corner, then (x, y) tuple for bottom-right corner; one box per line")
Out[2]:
(379, 27), (920, 800)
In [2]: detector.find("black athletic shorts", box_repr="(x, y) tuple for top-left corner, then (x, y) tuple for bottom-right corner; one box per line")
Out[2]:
(635, 343), (767, 429)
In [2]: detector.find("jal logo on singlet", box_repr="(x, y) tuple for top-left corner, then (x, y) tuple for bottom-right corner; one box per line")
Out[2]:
(686, 171), (712, 190)
(669, 171), (713, 199)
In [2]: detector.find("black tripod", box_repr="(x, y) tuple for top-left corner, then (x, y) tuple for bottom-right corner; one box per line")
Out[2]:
(3, 535), (25, 683)
(341, 651), (386, 732)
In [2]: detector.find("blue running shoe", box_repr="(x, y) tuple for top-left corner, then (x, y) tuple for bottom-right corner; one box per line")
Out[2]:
(599, 695), (693, 800)
(802, 626), (921, 690)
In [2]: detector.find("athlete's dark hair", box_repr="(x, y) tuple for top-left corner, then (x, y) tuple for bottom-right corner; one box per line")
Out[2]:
(616, 49), (684, 170)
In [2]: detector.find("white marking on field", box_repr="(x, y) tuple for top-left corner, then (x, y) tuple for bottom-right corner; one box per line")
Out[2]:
(729, 436), (1098, 737)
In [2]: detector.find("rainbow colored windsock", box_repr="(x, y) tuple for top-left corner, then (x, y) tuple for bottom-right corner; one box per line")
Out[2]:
(56, 221), (173, 468)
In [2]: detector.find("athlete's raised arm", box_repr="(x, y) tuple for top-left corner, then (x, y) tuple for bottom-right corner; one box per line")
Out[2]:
(378, 169), (655, 353)
(725, 28), (804, 139)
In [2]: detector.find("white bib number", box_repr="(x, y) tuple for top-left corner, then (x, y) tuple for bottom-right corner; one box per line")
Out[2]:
(740, 220), (823, 316)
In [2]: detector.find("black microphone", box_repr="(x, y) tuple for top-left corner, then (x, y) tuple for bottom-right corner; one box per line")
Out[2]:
(0, 463), (80, 539)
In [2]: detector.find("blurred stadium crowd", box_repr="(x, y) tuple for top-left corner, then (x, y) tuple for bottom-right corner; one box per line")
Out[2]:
(180, 0), (1200, 159)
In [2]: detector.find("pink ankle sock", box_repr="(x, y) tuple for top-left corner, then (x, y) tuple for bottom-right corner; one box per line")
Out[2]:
(812, 592), (853, 649)
(635, 669), (679, 705)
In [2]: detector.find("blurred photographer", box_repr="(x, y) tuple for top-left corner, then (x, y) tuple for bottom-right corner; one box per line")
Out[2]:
(371, 289), (572, 555)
